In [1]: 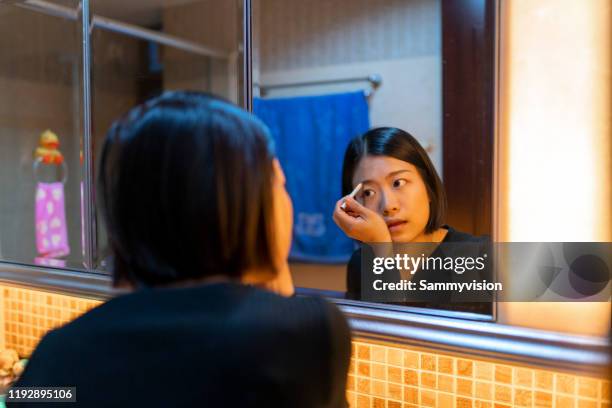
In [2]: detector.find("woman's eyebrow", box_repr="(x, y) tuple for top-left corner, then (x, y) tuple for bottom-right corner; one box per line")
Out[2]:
(357, 178), (375, 186)
(386, 169), (412, 178)
(357, 169), (412, 185)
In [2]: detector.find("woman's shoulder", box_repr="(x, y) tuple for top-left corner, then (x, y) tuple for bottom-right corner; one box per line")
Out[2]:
(443, 225), (490, 243)
(223, 288), (353, 369)
(348, 248), (362, 267)
(248, 287), (350, 332)
(20, 285), (352, 368)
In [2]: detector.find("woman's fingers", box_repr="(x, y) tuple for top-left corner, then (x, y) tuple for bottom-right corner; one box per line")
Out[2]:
(333, 196), (392, 243)
(333, 197), (374, 240)
(334, 198), (356, 225)
(341, 196), (368, 215)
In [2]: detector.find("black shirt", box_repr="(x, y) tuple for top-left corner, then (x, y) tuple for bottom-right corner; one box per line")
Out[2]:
(346, 226), (491, 314)
(10, 282), (351, 408)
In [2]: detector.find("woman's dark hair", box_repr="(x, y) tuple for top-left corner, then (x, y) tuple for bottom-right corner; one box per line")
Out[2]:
(341, 127), (446, 234)
(99, 91), (278, 287)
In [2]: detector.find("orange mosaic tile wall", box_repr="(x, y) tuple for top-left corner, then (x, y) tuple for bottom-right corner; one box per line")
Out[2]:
(1, 285), (101, 357)
(1, 284), (610, 407)
(347, 341), (609, 408)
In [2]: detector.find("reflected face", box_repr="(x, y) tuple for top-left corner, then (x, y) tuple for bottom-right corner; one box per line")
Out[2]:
(352, 155), (431, 242)
(272, 158), (293, 262)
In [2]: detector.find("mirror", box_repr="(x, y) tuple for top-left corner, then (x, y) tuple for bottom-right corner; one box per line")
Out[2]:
(251, 0), (495, 315)
(89, 0), (245, 269)
(0, 0), (85, 269)
(0, 0), (246, 271)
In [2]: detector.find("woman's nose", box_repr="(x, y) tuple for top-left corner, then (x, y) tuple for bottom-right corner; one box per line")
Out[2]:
(380, 190), (400, 216)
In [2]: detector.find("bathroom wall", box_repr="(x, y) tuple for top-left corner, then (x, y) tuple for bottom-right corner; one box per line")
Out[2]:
(253, 0), (442, 171)
(0, 283), (609, 407)
(162, 0), (240, 103)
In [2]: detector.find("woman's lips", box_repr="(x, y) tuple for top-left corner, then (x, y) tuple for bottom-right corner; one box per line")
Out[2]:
(386, 220), (407, 232)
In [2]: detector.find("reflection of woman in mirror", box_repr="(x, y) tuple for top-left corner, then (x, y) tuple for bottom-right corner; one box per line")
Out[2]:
(333, 127), (488, 307)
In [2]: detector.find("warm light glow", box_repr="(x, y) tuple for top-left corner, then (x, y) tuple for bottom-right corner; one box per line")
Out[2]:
(497, 0), (611, 336)
(500, 0), (610, 242)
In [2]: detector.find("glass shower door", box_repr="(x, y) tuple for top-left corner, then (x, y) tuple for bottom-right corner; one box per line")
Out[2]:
(89, 0), (246, 270)
(0, 0), (247, 273)
(0, 0), (86, 269)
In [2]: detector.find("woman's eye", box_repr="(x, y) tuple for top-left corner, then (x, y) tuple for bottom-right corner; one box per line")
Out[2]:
(393, 179), (407, 188)
(363, 189), (376, 198)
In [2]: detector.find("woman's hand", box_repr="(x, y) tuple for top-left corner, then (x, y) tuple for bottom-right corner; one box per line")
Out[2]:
(333, 196), (391, 243)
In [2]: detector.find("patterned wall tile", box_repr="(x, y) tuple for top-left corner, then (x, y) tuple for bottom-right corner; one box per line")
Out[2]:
(1, 285), (101, 357)
(0, 284), (609, 408)
(348, 340), (609, 407)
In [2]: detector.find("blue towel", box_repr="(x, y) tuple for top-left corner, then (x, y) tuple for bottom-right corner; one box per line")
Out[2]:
(254, 91), (370, 263)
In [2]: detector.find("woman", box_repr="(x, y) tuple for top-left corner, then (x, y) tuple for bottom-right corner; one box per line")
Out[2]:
(11, 92), (351, 407)
(333, 127), (490, 310)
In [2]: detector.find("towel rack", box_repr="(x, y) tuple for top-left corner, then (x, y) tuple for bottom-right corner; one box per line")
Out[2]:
(255, 74), (382, 97)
